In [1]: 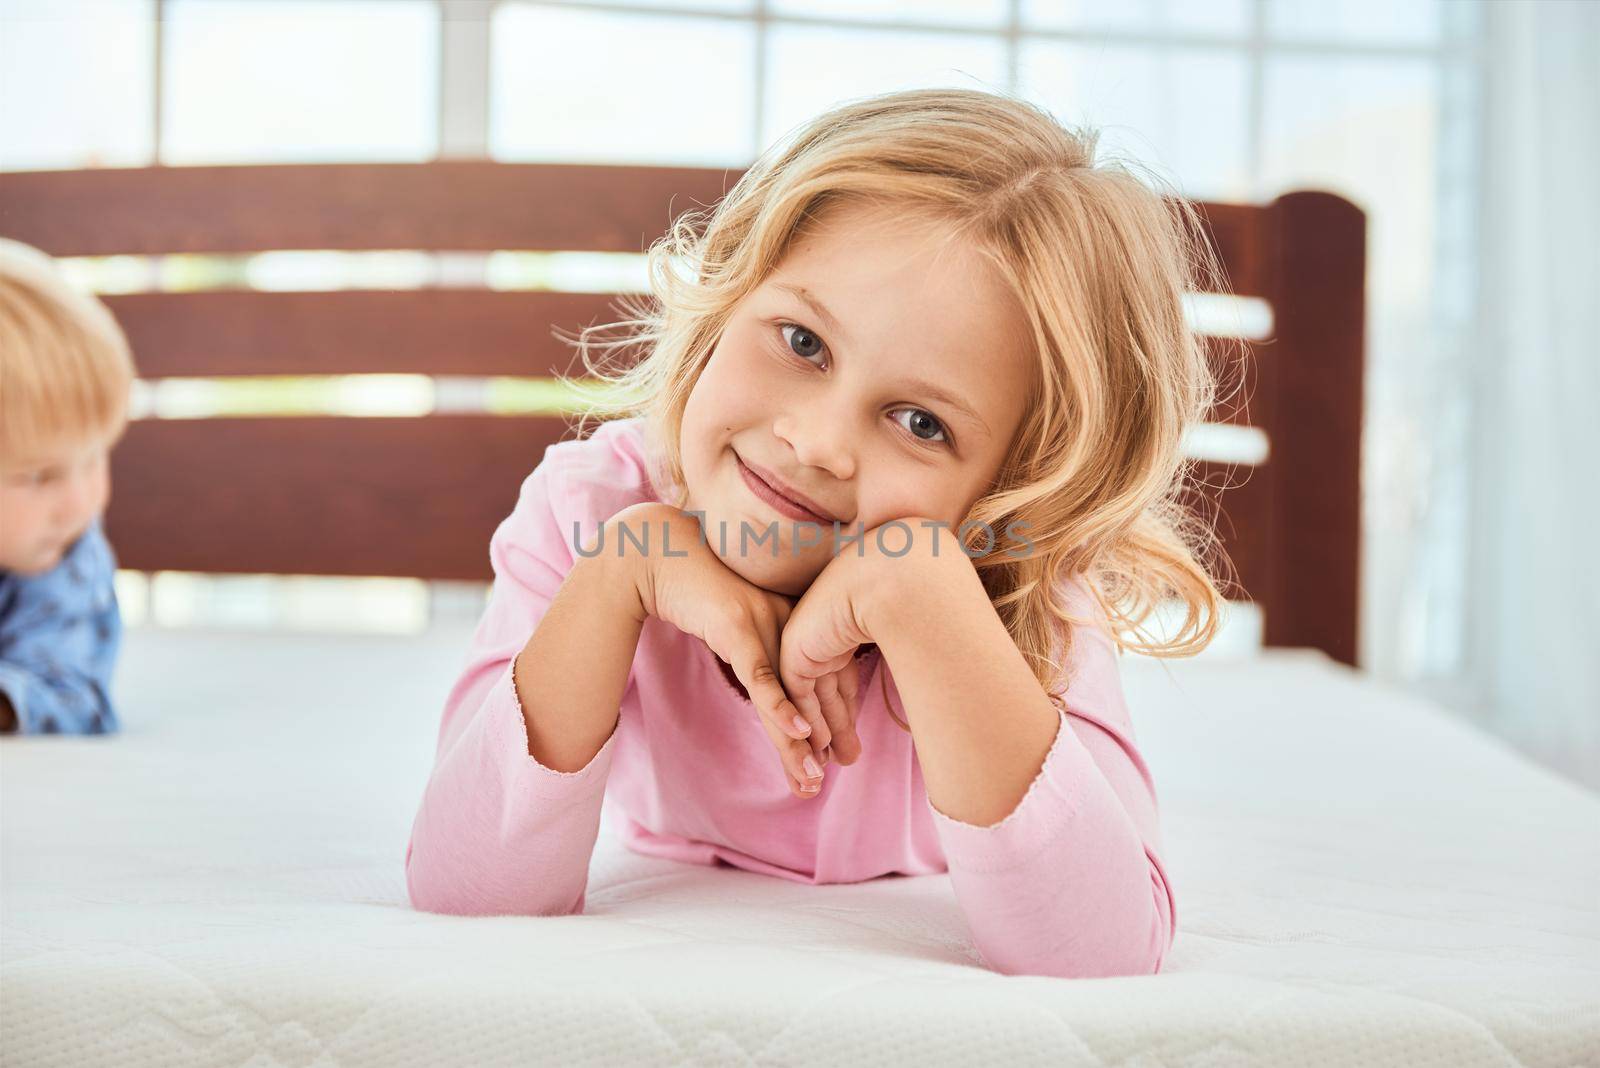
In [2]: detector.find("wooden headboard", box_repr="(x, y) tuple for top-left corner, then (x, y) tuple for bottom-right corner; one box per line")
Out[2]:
(0, 163), (1364, 665)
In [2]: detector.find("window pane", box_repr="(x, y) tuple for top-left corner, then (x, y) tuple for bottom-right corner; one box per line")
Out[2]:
(556, 0), (754, 9)
(1022, 0), (1250, 37)
(1261, 56), (1443, 678)
(1267, 0), (1441, 45)
(162, 0), (439, 164)
(0, 0), (155, 170)
(764, 26), (1007, 148)
(1018, 43), (1251, 199)
(772, 0), (1008, 28)
(1262, 57), (1438, 306)
(491, 5), (756, 165)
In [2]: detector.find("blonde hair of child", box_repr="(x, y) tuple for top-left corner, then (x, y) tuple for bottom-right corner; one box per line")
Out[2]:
(558, 87), (1239, 720)
(0, 239), (136, 459)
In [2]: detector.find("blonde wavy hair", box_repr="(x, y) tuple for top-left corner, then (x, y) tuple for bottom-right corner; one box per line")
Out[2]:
(0, 238), (136, 459)
(559, 87), (1239, 728)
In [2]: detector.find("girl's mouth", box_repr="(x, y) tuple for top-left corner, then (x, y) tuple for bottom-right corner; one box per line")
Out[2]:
(735, 454), (832, 525)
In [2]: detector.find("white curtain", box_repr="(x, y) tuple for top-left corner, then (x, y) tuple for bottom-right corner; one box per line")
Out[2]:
(1468, 0), (1600, 789)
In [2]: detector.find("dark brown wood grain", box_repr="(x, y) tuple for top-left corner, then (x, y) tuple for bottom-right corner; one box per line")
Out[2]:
(105, 415), (575, 581)
(1259, 192), (1366, 666)
(0, 162), (739, 255)
(0, 164), (1365, 665)
(104, 290), (643, 378)
(0, 162), (1262, 291)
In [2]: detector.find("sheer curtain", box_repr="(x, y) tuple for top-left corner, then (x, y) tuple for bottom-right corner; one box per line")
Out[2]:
(1466, 0), (1600, 789)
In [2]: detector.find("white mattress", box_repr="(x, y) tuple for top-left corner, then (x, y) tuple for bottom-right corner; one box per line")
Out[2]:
(2, 621), (1596, 1067)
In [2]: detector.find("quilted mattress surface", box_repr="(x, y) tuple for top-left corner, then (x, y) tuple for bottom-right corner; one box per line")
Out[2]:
(2, 621), (1596, 1067)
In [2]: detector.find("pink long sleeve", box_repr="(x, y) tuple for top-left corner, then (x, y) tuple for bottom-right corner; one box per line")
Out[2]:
(404, 457), (621, 917)
(403, 417), (1176, 979)
(922, 593), (1178, 978)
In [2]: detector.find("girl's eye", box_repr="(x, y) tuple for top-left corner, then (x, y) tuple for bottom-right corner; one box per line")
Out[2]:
(892, 408), (949, 447)
(778, 322), (827, 366)
(777, 322), (952, 449)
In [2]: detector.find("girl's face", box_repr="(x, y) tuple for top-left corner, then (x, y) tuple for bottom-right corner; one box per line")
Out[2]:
(0, 431), (114, 576)
(679, 200), (1033, 596)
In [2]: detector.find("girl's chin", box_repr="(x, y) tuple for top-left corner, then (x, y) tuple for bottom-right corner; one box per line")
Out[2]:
(715, 548), (787, 587)
(5, 547), (62, 576)
(712, 546), (815, 599)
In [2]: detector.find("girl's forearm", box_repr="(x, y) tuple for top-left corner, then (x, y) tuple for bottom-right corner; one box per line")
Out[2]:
(513, 550), (647, 772)
(862, 551), (1062, 827)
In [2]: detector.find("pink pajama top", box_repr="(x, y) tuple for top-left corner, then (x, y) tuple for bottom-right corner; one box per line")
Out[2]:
(405, 416), (1177, 978)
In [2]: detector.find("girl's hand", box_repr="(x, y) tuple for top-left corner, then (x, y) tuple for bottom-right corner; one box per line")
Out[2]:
(612, 503), (842, 799)
(776, 545), (877, 768)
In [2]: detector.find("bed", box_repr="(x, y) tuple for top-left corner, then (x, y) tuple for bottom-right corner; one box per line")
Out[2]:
(2, 164), (1596, 1066)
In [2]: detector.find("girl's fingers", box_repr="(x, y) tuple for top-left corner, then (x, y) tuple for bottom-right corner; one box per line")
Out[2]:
(753, 606), (835, 753)
(754, 703), (826, 799)
(736, 616), (809, 741)
(762, 597), (825, 790)
(720, 625), (827, 796)
(813, 669), (862, 766)
(769, 658), (834, 757)
(837, 656), (860, 734)
(764, 604), (832, 764)
(781, 644), (854, 754)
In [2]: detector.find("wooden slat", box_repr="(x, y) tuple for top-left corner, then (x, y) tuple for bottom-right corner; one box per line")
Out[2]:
(1259, 191), (1365, 666)
(105, 415), (577, 581)
(0, 162), (738, 255)
(1178, 194), (1364, 666)
(105, 290), (641, 378)
(1, 162), (1264, 295)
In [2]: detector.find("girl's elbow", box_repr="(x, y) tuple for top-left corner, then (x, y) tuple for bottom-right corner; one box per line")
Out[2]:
(983, 942), (1167, 980)
(403, 846), (471, 916)
(405, 842), (585, 918)
(979, 892), (1175, 979)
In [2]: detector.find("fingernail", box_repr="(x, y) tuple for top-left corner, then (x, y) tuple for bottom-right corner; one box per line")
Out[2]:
(791, 714), (811, 736)
(803, 754), (822, 779)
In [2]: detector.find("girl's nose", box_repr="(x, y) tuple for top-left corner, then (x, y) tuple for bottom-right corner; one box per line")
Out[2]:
(778, 411), (855, 483)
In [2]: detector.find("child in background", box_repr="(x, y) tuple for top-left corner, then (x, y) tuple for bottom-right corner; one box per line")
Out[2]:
(406, 88), (1231, 978)
(0, 239), (136, 735)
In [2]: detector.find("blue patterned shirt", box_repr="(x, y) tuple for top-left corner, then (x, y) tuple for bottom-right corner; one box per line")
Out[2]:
(0, 517), (122, 734)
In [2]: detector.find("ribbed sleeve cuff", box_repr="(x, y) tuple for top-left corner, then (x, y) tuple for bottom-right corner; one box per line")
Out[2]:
(489, 656), (620, 802)
(925, 702), (1092, 873)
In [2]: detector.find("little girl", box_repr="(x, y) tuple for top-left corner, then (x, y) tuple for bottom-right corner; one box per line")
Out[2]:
(405, 87), (1229, 980)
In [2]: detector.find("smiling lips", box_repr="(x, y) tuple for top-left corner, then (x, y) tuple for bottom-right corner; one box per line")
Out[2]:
(736, 455), (839, 525)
